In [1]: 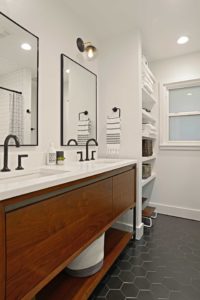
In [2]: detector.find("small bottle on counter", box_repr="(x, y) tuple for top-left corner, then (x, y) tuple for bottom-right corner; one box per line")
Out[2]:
(56, 151), (65, 165)
(46, 143), (56, 165)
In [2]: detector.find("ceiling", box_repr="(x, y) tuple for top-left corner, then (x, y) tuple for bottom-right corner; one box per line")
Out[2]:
(64, 0), (200, 61)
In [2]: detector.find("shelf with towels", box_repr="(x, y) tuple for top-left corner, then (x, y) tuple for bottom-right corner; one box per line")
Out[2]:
(142, 109), (156, 124)
(142, 134), (157, 140)
(142, 86), (157, 111)
(142, 155), (156, 162)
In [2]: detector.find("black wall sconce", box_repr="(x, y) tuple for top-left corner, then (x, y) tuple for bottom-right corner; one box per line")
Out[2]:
(76, 38), (97, 60)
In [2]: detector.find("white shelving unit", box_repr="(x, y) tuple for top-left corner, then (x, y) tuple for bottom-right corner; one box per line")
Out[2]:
(142, 87), (157, 111)
(142, 134), (157, 140)
(141, 55), (158, 224)
(142, 155), (156, 162)
(142, 109), (156, 124)
(142, 174), (156, 187)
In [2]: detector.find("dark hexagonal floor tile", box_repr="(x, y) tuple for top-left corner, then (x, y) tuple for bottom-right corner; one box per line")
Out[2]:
(126, 247), (141, 257)
(108, 264), (121, 276)
(140, 253), (152, 262)
(137, 290), (155, 300)
(129, 256), (144, 266)
(121, 283), (139, 298)
(151, 283), (170, 298)
(132, 266), (146, 276)
(146, 271), (162, 284)
(119, 271), (135, 283)
(192, 278), (200, 291)
(118, 251), (130, 261)
(142, 261), (157, 272)
(156, 266), (174, 278)
(173, 271), (192, 285)
(106, 276), (122, 289)
(117, 260), (131, 271)
(135, 239), (146, 247)
(162, 277), (181, 291)
(134, 277), (151, 290)
(180, 284), (200, 300)
(90, 215), (200, 300)
(92, 283), (109, 298)
(169, 291), (190, 300)
(106, 290), (125, 300)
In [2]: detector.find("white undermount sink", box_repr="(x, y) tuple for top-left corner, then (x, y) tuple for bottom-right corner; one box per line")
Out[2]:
(92, 159), (119, 164)
(0, 168), (68, 184)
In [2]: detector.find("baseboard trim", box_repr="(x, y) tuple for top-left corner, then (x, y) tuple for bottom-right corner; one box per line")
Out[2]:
(150, 202), (200, 221)
(112, 221), (144, 240)
(136, 223), (144, 240)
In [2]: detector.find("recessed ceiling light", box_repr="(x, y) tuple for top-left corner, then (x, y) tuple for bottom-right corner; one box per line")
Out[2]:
(66, 69), (70, 74)
(187, 92), (192, 96)
(177, 36), (189, 45)
(21, 43), (32, 51)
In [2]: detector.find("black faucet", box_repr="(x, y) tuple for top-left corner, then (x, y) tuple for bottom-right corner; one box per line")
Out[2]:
(85, 138), (98, 161)
(1, 135), (20, 172)
(67, 139), (78, 146)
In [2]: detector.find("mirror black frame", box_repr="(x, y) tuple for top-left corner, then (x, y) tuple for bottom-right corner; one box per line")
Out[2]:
(60, 53), (97, 146)
(0, 12), (39, 146)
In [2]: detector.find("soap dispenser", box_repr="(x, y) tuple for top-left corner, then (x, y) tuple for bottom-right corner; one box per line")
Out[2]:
(47, 143), (56, 165)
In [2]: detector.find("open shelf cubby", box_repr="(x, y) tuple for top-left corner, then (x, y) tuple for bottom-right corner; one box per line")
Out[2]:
(36, 228), (132, 300)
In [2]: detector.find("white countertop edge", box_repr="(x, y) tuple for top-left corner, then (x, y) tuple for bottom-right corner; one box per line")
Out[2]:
(0, 159), (137, 202)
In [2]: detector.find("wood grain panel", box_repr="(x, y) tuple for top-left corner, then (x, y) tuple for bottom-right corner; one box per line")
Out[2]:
(36, 229), (132, 300)
(113, 169), (136, 218)
(0, 204), (5, 300)
(6, 178), (113, 300)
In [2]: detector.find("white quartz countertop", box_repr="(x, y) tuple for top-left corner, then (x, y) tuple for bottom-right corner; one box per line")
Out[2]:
(0, 158), (137, 201)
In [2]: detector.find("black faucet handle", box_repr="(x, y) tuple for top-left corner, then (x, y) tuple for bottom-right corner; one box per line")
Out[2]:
(16, 154), (28, 170)
(77, 151), (84, 162)
(91, 151), (96, 160)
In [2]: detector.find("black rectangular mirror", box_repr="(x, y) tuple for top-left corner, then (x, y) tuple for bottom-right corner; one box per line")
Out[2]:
(0, 12), (39, 146)
(61, 54), (97, 146)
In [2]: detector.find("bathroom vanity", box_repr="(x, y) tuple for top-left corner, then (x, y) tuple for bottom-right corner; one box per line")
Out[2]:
(0, 159), (136, 300)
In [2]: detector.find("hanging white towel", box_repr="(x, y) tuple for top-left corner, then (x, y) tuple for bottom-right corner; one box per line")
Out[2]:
(106, 114), (121, 157)
(77, 118), (91, 145)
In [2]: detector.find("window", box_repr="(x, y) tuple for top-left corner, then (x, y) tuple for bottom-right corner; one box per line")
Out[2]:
(160, 79), (200, 149)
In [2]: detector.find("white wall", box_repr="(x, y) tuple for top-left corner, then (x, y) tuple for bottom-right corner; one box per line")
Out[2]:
(98, 31), (143, 238)
(150, 51), (200, 221)
(0, 0), (98, 169)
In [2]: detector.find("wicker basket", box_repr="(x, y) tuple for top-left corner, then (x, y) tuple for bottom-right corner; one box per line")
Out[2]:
(142, 163), (151, 179)
(142, 139), (153, 157)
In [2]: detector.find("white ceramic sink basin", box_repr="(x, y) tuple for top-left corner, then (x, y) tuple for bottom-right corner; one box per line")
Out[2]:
(0, 168), (68, 184)
(92, 159), (119, 164)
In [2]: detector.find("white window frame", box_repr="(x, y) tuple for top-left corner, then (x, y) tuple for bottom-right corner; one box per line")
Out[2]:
(160, 78), (200, 150)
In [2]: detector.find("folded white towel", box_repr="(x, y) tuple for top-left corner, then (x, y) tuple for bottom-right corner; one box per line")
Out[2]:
(78, 120), (90, 126)
(78, 125), (90, 131)
(77, 130), (89, 135)
(107, 123), (121, 129)
(106, 129), (121, 134)
(107, 117), (121, 123)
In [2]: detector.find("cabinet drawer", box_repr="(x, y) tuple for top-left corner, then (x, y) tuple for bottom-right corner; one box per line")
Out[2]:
(113, 169), (136, 218)
(6, 178), (113, 300)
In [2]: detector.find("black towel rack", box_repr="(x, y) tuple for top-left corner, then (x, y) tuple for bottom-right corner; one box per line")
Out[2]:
(112, 107), (121, 118)
(79, 110), (89, 121)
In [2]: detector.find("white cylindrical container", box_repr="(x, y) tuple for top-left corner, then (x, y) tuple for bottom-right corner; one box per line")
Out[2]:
(65, 233), (105, 277)
(46, 143), (56, 165)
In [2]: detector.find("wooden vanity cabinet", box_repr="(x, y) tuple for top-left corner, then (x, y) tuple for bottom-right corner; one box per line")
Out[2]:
(113, 169), (136, 218)
(0, 164), (136, 300)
